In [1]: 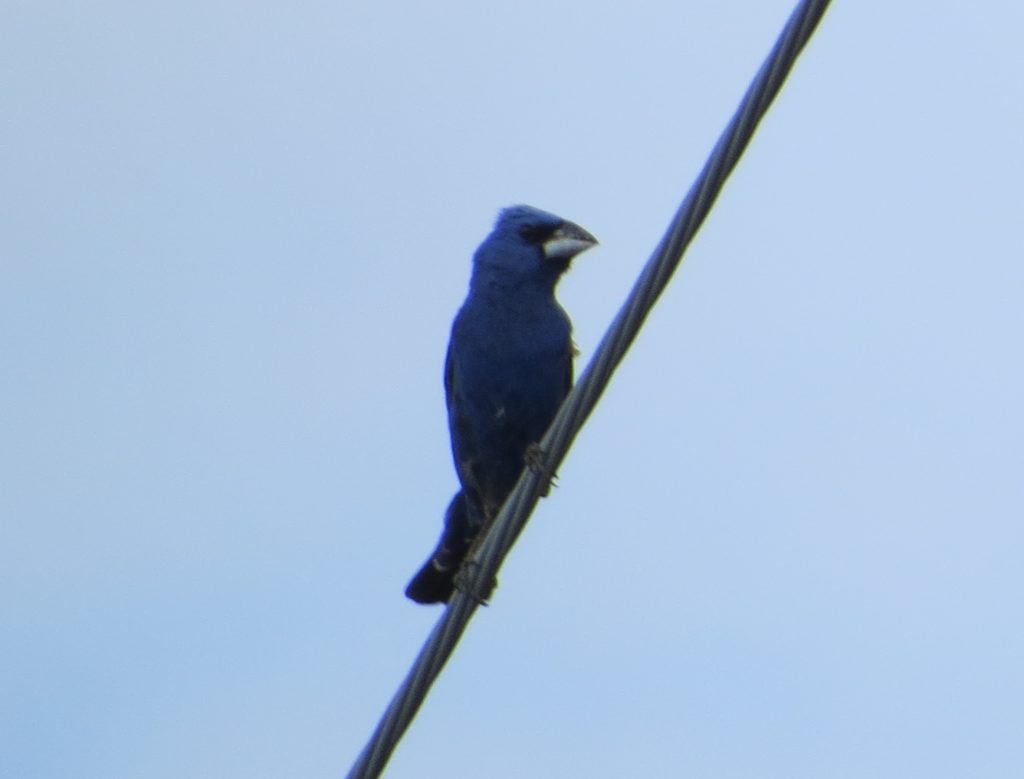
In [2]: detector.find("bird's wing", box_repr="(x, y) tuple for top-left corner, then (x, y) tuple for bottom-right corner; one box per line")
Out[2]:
(444, 337), (480, 491)
(564, 339), (575, 396)
(444, 338), (456, 417)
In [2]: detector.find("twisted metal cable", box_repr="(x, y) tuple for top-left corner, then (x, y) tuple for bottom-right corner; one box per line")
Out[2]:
(348, 1), (831, 776)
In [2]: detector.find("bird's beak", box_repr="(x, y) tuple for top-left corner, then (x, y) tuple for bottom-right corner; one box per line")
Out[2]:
(543, 220), (599, 262)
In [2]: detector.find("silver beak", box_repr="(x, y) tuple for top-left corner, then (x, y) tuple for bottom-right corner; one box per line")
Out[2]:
(543, 220), (599, 262)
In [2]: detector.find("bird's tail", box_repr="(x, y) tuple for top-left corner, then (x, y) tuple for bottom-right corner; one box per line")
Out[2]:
(405, 557), (457, 604)
(405, 492), (474, 604)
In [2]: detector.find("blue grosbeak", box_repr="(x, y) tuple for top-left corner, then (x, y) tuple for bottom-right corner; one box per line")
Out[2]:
(406, 206), (597, 604)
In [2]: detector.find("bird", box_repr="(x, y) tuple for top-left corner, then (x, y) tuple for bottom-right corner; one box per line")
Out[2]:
(405, 205), (598, 604)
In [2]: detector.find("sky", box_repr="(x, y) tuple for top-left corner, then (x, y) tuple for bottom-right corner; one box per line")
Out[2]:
(3, 1), (1022, 777)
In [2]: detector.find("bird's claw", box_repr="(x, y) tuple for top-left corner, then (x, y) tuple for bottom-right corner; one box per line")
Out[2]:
(454, 560), (496, 606)
(525, 443), (558, 497)
(524, 442), (545, 472)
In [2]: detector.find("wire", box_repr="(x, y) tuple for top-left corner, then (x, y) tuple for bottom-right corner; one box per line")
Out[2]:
(347, 1), (832, 775)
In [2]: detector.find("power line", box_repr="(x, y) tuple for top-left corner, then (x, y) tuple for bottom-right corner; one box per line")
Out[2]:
(348, 1), (832, 776)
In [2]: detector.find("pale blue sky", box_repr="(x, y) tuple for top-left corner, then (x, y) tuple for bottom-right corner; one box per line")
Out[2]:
(3, 2), (1022, 777)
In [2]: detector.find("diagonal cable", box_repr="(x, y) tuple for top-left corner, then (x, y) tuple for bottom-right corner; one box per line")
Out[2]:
(348, 1), (831, 776)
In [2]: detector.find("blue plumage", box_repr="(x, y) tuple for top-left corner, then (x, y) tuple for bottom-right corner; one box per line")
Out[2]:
(406, 205), (598, 604)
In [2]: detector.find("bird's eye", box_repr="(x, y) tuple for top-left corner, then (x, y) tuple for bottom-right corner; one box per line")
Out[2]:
(518, 224), (549, 244)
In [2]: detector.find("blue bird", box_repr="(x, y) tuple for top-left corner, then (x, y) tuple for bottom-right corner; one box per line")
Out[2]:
(406, 205), (598, 604)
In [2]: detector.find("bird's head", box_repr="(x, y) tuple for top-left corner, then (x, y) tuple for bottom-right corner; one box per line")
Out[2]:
(472, 205), (598, 289)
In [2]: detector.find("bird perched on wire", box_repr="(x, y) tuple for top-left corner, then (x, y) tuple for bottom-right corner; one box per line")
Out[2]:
(405, 205), (598, 604)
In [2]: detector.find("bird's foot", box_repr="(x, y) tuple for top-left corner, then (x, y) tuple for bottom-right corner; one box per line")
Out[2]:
(454, 560), (496, 606)
(525, 443), (558, 497)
